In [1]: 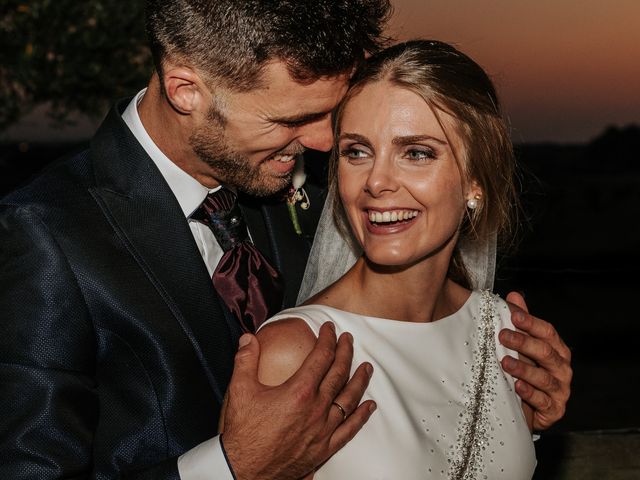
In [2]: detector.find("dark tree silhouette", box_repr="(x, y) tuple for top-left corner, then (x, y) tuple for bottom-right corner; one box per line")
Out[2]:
(0, 0), (152, 131)
(585, 124), (640, 171)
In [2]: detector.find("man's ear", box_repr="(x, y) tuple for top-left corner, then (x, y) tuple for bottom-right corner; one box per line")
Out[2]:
(162, 66), (207, 115)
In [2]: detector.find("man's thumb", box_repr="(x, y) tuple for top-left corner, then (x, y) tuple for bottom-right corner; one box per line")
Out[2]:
(232, 333), (260, 380)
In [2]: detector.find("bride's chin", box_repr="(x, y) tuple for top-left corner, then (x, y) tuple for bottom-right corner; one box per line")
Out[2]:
(363, 254), (421, 273)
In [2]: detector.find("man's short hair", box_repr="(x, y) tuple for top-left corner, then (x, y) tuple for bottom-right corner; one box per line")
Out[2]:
(145, 0), (392, 91)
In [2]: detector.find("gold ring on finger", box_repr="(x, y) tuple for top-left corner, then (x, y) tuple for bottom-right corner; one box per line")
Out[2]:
(332, 401), (347, 422)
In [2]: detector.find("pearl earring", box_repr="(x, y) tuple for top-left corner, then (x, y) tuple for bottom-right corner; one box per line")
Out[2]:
(466, 195), (481, 210)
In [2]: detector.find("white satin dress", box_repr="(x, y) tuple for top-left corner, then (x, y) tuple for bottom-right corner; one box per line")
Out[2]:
(262, 290), (537, 479)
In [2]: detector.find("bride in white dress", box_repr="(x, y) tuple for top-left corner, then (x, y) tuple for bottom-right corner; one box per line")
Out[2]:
(258, 40), (537, 479)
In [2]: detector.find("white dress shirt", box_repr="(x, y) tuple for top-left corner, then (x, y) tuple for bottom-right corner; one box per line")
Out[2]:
(122, 89), (234, 480)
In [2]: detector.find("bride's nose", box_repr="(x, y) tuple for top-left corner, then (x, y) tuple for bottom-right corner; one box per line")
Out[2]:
(364, 156), (399, 197)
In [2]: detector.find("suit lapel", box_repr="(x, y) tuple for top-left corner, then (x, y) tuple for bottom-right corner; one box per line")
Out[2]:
(89, 103), (235, 402)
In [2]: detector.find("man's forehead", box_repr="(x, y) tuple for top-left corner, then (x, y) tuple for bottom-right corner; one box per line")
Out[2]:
(238, 61), (350, 120)
(256, 59), (352, 90)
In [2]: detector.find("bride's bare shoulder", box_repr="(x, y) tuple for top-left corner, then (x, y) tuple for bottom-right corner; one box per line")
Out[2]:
(256, 318), (317, 386)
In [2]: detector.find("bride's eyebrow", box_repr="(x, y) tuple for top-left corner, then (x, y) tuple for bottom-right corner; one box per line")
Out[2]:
(392, 135), (447, 146)
(338, 132), (370, 144)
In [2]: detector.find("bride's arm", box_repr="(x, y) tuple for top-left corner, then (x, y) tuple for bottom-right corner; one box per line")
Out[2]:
(257, 319), (319, 479)
(255, 318), (319, 386)
(219, 319), (318, 479)
(217, 319), (316, 422)
(217, 321), (373, 480)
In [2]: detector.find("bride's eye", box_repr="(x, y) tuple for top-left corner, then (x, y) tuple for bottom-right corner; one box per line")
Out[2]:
(339, 146), (370, 161)
(404, 147), (437, 162)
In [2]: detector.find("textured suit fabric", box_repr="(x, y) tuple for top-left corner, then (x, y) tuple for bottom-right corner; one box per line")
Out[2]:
(0, 99), (324, 479)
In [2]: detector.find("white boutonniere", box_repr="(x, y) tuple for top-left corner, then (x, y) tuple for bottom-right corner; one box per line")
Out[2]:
(286, 156), (310, 235)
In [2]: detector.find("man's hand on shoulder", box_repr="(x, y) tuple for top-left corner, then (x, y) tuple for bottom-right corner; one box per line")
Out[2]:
(220, 322), (375, 480)
(498, 292), (573, 431)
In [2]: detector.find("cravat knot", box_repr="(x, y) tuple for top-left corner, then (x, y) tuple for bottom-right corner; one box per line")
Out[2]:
(192, 189), (248, 252)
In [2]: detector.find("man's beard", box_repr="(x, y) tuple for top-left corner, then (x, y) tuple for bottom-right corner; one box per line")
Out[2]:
(189, 120), (302, 197)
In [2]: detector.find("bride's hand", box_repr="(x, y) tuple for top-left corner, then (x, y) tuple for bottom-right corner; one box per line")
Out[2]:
(498, 292), (573, 431)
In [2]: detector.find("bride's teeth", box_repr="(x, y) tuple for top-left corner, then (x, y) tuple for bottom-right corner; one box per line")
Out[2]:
(369, 210), (418, 224)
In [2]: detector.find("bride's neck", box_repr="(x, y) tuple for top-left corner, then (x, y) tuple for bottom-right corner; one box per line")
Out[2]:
(327, 254), (466, 323)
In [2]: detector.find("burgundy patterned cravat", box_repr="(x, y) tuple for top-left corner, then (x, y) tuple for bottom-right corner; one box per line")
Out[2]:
(191, 188), (284, 332)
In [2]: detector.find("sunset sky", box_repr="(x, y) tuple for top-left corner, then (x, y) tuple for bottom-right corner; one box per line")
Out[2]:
(4, 1), (639, 144)
(389, 0), (640, 143)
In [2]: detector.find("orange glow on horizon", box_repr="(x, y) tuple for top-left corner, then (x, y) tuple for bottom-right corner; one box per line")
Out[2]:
(388, 0), (640, 142)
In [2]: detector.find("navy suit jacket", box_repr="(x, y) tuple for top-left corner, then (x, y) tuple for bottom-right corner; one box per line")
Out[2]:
(0, 100), (324, 479)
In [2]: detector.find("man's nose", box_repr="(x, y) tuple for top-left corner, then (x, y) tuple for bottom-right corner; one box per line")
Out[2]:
(297, 115), (334, 152)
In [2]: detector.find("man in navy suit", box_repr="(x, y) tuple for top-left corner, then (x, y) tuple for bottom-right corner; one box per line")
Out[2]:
(0, 1), (571, 478)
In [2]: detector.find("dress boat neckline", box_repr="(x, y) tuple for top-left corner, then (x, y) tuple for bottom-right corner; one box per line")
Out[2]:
(302, 290), (478, 328)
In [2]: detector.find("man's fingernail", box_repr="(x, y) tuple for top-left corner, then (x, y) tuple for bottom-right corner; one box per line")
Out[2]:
(503, 356), (516, 369)
(502, 330), (515, 342)
(238, 334), (252, 348)
(366, 363), (374, 376)
(369, 402), (377, 413)
(513, 312), (525, 324)
(345, 332), (353, 344)
(516, 380), (530, 394)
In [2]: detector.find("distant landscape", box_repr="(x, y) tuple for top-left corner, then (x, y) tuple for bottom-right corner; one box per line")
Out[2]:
(1, 124), (639, 433)
(495, 125), (640, 433)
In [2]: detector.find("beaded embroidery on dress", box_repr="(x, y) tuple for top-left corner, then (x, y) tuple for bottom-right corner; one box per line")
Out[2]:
(449, 290), (503, 479)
